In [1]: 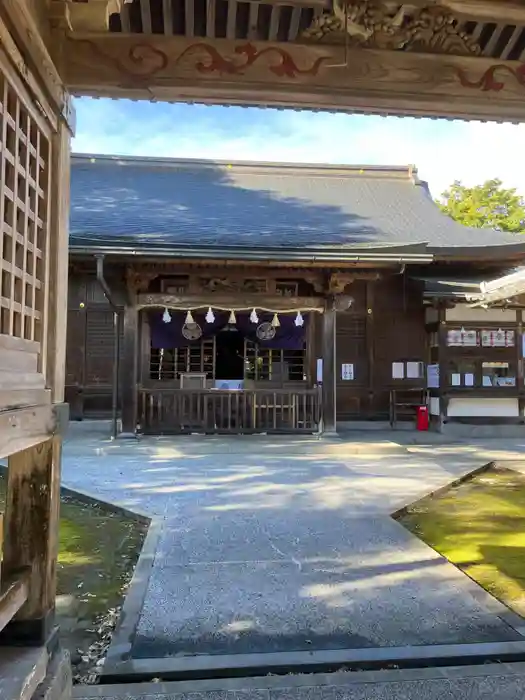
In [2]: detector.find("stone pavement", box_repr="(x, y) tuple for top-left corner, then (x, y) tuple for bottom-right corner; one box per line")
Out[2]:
(74, 663), (525, 700)
(61, 425), (525, 664)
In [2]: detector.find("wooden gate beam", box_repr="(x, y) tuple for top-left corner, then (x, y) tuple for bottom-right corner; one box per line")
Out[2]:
(62, 33), (525, 122)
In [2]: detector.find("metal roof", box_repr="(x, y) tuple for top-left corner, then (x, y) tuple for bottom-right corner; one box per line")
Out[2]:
(69, 154), (525, 259)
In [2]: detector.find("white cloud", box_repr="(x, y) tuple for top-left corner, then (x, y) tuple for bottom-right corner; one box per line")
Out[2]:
(72, 98), (525, 199)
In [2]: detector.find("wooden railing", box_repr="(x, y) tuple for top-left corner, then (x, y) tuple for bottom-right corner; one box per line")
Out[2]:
(139, 387), (321, 434)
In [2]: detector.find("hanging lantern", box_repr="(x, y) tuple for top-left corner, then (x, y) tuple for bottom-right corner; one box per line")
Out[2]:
(185, 310), (195, 325)
(294, 311), (304, 327)
(271, 313), (280, 327)
(228, 310), (237, 324)
(162, 308), (171, 324)
(250, 308), (259, 324)
(205, 307), (215, 324)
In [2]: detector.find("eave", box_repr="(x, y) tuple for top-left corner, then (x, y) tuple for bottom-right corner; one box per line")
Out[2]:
(68, 242), (434, 265)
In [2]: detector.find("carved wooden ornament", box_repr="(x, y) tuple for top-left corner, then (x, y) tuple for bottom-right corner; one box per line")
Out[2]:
(302, 1), (480, 57)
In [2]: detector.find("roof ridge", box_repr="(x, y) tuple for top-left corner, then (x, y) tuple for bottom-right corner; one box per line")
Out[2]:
(71, 153), (415, 178)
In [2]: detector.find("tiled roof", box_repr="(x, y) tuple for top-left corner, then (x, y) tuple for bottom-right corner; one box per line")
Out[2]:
(69, 154), (524, 255)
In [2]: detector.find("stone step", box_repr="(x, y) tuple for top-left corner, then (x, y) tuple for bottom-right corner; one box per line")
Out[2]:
(73, 662), (525, 700)
(0, 647), (48, 700)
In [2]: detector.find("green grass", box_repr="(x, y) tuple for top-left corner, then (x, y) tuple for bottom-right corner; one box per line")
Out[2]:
(399, 466), (525, 616)
(0, 474), (146, 619)
(0, 472), (146, 680)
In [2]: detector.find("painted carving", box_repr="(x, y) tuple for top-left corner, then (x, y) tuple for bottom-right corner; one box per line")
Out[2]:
(328, 273), (355, 294)
(77, 39), (328, 82)
(457, 64), (525, 92)
(176, 42), (329, 78)
(126, 268), (158, 293)
(302, 2), (480, 57)
(200, 278), (268, 293)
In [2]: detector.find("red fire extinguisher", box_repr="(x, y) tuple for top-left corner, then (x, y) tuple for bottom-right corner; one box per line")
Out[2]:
(416, 405), (429, 431)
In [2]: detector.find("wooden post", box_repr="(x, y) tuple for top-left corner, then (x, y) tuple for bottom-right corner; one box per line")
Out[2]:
(120, 305), (139, 436)
(322, 300), (337, 434)
(366, 280), (375, 419)
(46, 119), (72, 404)
(517, 309), (524, 423)
(0, 437), (61, 645)
(437, 305), (448, 430)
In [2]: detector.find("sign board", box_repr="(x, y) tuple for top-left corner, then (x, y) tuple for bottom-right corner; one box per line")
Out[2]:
(341, 363), (354, 381)
(427, 364), (439, 389)
(316, 358), (323, 383)
(392, 362), (404, 380)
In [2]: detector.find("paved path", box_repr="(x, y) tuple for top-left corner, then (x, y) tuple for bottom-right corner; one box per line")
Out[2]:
(62, 426), (525, 661)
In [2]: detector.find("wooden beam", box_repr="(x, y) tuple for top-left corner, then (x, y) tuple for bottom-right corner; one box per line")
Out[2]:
(139, 0), (152, 34)
(439, 0), (525, 24)
(137, 293), (325, 310)
(0, 570), (31, 635)
(0, 0), (65, 114)
(226, 0), (237, 39)
(163, 0), (173, 35)
(0, 438), (61, 645)
(63, 34), (525, 122)
(0, 403), (67, 461)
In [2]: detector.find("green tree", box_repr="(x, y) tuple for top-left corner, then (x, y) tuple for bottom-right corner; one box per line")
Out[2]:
(438, 179), (525, 233)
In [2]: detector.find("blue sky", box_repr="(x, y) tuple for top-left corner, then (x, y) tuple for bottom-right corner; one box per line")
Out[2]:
(72, 97), (525, 199)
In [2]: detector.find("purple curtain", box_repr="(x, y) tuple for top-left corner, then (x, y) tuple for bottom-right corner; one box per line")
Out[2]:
(149, 311), (307, 349)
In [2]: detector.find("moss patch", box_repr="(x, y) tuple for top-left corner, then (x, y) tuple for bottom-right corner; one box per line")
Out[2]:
(399, 466), (525, 617)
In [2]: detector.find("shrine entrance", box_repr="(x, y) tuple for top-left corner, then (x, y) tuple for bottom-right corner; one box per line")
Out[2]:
(2, 0), (525, 696)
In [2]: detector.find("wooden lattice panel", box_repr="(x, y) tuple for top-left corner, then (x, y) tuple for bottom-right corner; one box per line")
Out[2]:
(0, 58), (51, 350)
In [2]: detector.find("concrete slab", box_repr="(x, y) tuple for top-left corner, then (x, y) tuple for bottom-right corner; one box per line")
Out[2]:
(72, 663), (525, 700)
(133, 512), (519, 659)
(59, 428), (525, 674)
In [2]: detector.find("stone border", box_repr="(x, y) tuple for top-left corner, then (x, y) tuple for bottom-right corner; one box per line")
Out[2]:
(72, 661), (525, 698)
(391, 460), (495, 520)
(100, 517), (164, 680)
(59, 484), (151, 526)
(392, 460), (525, 639)
(92, 639), (525, 684)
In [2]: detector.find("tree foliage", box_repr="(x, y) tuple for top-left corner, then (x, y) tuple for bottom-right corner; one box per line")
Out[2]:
(438, 179), (525, 233)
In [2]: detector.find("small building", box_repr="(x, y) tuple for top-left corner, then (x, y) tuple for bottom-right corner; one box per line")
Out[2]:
(66, 154), (525, 435)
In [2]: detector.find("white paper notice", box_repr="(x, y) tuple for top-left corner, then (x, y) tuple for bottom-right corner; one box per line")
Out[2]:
(316, 358), (323, 383)
(392, 362), (404, 380)
(483, 375), (492, 387)
(406, 362), (421, 379)
(341, 363), (354, 381)
(427, 364), (440, 389)
(464, 373), (475, 387)
(451, 373), (461, 386)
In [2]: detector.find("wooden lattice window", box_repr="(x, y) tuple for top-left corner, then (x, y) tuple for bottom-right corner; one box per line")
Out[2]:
(244, 340), (306, 382)
(150, 339), (216, 381)
(0, 60), (50, 346)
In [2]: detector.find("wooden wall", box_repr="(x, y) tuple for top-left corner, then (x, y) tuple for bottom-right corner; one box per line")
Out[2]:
(66, 267), (427, 422)
(336, 275), (426, 421)
(66, 272), (124, 418)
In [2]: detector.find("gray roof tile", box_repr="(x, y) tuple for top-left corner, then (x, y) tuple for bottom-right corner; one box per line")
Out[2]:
(69, 154), (523, 254)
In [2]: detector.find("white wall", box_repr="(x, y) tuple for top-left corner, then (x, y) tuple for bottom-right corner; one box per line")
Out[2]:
(447, 398), (519, 418)
(429, 397), (440, 416)
(446, 307), (517, 322)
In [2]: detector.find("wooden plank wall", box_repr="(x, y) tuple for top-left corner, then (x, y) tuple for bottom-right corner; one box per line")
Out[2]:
(336, 275), (426, 421)
(66, 272), (124, 417)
